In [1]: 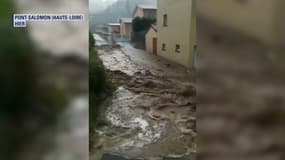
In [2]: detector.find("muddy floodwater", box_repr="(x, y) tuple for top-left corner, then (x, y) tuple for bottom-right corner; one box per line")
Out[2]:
(91, 40), (196, 160)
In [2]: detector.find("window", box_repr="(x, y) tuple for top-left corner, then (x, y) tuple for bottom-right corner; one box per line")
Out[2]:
(175, 44), (181, 53)
(163, 14), (168, 27)
(193, 45), (197, 68)
(162, 43), (166, 51)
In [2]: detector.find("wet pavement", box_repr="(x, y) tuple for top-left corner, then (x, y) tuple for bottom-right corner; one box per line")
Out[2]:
(91, 41), (196, 160)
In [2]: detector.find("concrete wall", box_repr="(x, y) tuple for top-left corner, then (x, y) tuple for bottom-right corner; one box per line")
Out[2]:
(146, 27), (157, 54)
(197, 0), (285, 48)
(120, 23), (132, 37)
(157, 0), (196, 68)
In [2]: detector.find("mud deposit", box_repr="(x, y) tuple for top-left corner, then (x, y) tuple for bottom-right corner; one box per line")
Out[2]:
(91, 47), (196, 160)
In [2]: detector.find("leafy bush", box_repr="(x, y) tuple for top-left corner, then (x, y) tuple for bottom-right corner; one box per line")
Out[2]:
(89, 49), (107, 95)
(89, 32), (95, 51)
(89, 32), (115, 151)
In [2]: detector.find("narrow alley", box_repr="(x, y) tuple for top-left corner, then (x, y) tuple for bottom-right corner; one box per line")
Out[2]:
(91, 35), (196, 160)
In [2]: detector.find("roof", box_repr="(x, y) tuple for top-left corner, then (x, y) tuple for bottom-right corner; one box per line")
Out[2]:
(108, 23), (120, 26)
(137, 4), (157, 10)
(120, 18), (133, 23)
(150, 24), (157, 32)
(133, 4), (157, 17)
(147, 24), (157, 34)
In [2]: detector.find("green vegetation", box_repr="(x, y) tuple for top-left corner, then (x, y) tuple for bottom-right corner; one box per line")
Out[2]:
(89, 32), (116, 152)
(89, 32), (95, 51)
(131, 17), (156, 48)
(132, 17), (156, 32)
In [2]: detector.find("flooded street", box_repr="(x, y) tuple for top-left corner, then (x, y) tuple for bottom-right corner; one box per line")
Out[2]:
(92, 39), (196, 160)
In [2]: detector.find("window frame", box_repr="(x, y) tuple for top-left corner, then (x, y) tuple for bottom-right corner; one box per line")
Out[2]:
(162, 43), (166, 51)
(163, 14), (168, 27)
(175, 44), (181, 53)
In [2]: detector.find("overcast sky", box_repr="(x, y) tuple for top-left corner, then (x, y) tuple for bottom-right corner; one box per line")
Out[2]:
(89, 0), (118, 14)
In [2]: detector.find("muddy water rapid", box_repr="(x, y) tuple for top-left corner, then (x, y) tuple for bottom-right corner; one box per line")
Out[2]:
(92, 44), (196, 160)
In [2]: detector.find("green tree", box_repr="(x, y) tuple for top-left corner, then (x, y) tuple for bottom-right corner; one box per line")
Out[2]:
(132, 17), (156, 32)
(89, 32), (115, 152)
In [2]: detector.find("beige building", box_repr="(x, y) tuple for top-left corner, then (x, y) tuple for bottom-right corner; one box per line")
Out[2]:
(197, 0), (285, 49)
(157, 0), (196, 68)
(119, 18), (133, 37)
(108, 23), (120, 34)
(133, 4), (157, 19)
(145, 25), (157, 54)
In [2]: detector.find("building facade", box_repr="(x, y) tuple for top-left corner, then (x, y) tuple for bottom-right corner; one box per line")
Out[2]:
(157, 0), (196, 68)
(145, 25), (157, 55)
(197, 0), (285, 49)
(133, 5), (157, 19)
(119, 18), (133, 37)
(108, 23), (120, 34)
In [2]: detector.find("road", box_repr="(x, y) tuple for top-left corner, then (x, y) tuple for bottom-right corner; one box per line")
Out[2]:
(91, 42), (196, 160)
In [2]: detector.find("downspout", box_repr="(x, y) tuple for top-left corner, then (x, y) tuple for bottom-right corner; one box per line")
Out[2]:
(189, 0), (197, 69)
